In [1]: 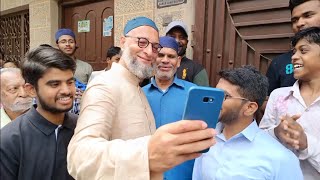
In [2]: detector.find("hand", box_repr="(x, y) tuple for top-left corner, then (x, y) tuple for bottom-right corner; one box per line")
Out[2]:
(148, 120), (216, 173)
(274, 114), (307, 150)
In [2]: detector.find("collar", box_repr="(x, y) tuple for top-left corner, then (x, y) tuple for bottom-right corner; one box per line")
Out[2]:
(1, 107), (11, 121)
(27, 105), (75, 136)
(216, 121), (260, 142)
(111, 63), (141, 86)
(150, 75), (185, 90)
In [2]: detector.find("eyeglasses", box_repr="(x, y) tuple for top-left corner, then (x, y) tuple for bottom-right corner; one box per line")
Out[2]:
(224, 94), (250, 101)
(125, 36), (162, 53)
(58, 40), (75, 45)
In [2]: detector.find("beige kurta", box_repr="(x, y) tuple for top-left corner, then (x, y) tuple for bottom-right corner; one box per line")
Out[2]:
(67, 63), (161, 180)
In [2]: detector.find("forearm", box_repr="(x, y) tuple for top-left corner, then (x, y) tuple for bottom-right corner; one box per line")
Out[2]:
(298, 133), (320, 172)
(67, 135), (151, 179)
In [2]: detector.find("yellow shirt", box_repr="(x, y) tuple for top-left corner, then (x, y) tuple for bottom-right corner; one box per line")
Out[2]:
(1, 107), (12, 128)
(67, 63), (161, 179)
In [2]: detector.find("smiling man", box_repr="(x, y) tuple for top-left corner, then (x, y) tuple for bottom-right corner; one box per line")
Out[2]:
(67, 17), (216, 180)
(0, 45), (78, 180)
(143, 36), (196, 180)
(193, 66), (302, 180)
(266, 0), (320, 95)
(260, 27), (320, 180)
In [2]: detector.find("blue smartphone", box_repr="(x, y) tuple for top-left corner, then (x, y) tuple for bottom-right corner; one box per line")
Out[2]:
(182, 86), (224, 153)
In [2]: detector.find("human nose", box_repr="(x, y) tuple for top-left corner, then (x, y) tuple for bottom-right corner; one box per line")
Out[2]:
(60, 83), (72, 95)
(143, 42), (154, 55)
(291, 51), (299, 64)
(296, 18), (305, 30)
(161, 55), (169, 63)
(18, 86), (28, 98)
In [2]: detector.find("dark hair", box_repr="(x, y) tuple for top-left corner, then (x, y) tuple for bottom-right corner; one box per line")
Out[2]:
(21, 45), (76, 87)
(291, 27), (320, 47)
(106, 46), (121, 59)
(219, 65), (268, 108)
(289, 0), (319, 12)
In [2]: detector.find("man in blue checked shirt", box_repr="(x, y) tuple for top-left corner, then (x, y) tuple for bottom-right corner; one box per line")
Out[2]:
(192, 65), (303, 180)
(143, 36), (196, 180)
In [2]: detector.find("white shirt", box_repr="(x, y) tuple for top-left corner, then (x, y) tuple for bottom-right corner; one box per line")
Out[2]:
(260, 81), (320, 180)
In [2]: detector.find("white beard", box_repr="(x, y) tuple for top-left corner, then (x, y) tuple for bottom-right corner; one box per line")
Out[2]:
(122, 45), (154, 80)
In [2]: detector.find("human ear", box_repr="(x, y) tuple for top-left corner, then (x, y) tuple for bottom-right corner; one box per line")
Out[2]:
(24, 83), (37, 98)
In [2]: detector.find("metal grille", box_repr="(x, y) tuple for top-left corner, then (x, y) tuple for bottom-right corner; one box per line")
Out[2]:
(0, 10), (30, 65)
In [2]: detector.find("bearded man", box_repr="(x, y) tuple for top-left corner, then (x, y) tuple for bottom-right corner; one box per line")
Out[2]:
(67, 16), (216, 180)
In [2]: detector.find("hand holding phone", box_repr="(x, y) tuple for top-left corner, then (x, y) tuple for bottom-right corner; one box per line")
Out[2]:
(182, 86), (224, 153)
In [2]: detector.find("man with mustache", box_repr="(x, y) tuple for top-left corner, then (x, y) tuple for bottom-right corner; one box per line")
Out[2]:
(193, 66), (302, 180)
(0, 45), (78, 180)
(266, 0), (320, 95)
(165, 21), (209, 86)
(0, 68), (32, 128)
(143, 36), (196, 179)
(67, 17), (216, 179)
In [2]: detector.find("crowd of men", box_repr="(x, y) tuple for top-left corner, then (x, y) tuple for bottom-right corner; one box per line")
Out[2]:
(0, 0), (319, 179)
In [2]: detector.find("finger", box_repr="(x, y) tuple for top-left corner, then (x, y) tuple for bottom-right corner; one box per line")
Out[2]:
(285, 126), (300, 139)
(282, 120), (289, 131)
(281, 133), (299, 148)
(291, 114), (301, 121)
(286, 119), (302, 131)
(163, 120), (208, 134)
(174, 128), (216, 145)
(177, 153), (202, 164)
(175, 137), (216, 155)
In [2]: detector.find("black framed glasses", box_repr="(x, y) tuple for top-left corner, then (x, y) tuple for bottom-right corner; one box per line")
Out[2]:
(125, 35), (162, 53)
(224, 94), (250, 101)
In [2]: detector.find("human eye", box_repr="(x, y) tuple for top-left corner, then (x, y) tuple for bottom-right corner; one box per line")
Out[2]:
(168, 54), (176, 59)
(138, 38), (149, 47)
(158, 53), (165, 58)
(303, 12), (314, 18)
(68, 79), (75, 86)
(300, 48), (308, 54)
(59, 40), (67, 44)
(48, 82), (59, 88)
(8, 87), (18, 93)
(291, 17), (298, 24)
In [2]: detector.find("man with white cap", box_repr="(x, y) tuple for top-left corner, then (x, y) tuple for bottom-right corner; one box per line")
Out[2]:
(67, 16), (216, 180)
(143, 36), (197, 180)
(166, 21), (209, 86)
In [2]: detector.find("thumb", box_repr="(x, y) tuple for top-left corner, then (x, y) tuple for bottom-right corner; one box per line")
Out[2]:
(291, 114), (301, 121)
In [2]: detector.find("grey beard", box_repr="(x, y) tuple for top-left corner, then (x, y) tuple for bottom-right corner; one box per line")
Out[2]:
(122, 48), (154, 80)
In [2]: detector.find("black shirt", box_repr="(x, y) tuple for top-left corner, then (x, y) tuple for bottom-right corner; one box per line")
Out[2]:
(266, 51), (296, 95)
(176, 56), (205, 83)
(0, 106), (77, 180)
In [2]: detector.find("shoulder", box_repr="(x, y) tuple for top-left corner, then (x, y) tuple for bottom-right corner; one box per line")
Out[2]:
(269, 86), (291, 99)
(182, 80), (197, 89)
(271, 51), (292, 64)
(66, 112), (78, 127)
(255, 130), (294, 156)
(1, 115), (26, 144)
(77, 59), (92, 68)
(183, 57), (204, 68)
(142, 83), (152, 92)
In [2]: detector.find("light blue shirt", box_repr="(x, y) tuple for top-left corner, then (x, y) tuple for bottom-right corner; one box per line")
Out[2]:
(193, 121), (303, 180)
(143, 76), (196, 180)
(143, 76), (196, 128)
